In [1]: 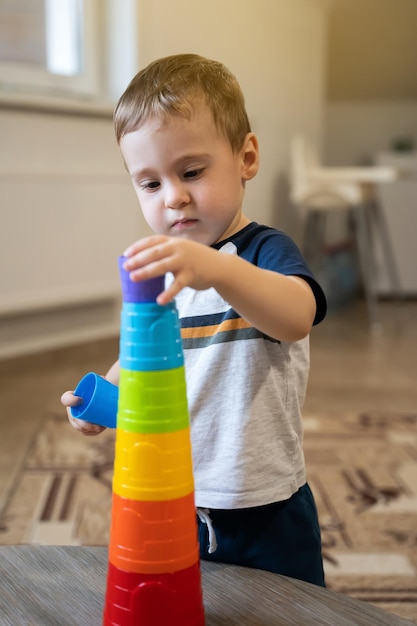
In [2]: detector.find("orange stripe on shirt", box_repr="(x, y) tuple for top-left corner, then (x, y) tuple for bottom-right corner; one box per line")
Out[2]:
(181, 317), (252, 340)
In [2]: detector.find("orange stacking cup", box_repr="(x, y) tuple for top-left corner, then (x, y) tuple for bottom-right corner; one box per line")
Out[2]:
(109, 492), (199, 574)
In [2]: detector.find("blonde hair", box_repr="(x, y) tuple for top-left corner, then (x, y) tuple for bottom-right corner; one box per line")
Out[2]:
(114, 54), (251, 152)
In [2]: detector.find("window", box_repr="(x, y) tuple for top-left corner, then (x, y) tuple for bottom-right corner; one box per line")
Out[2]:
(0, 0), (137, 105)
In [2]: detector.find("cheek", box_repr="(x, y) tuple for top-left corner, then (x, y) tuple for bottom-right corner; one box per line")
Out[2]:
(139, 200), (168, 234)
(136, 195), (156, 221)
(206, 187), (239, 215)
(142, 206), (159, 226)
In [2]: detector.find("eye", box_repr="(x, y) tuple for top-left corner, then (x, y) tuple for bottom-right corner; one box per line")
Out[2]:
(184, 168), (203, 179)
(140, 180), (160, 191)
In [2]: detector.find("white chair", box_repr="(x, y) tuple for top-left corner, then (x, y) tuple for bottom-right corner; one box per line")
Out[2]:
(289, 135), (402, 330)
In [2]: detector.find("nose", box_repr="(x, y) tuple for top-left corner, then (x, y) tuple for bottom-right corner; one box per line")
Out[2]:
(164, 180), (190, 210)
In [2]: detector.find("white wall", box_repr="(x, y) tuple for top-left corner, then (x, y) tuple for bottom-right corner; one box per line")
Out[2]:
(0, 109), (148, 311)
(0, 0), (330, 358)
(324, 0), (417, 165)
(0, 108), (148, 358)
(325, 102), (417, 165)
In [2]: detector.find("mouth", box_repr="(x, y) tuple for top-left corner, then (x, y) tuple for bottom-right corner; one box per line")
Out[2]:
(172, 218), (199, 229)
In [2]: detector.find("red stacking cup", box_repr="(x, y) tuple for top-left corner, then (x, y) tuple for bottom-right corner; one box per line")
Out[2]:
(103, 561), (205, 626)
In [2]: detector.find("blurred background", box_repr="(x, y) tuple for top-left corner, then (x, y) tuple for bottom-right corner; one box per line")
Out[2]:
(0, 0), (416, 358)
(1, 6), (417, 619)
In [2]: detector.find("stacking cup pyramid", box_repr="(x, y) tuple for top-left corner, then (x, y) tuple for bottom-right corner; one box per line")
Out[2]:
(103, 258), (205, 626)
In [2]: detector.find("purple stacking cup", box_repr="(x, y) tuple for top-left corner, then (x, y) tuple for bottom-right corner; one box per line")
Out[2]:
(118, 256), (165, 303)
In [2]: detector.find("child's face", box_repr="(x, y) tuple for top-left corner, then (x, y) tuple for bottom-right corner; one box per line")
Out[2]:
(119, 104), (258, 245)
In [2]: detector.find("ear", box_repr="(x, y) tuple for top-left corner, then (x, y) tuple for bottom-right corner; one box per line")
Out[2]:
(241, 132), (259, 181)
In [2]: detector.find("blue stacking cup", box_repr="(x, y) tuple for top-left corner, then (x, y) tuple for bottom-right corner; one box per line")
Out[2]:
(70, 372), (118, 429)
(119, 302), (184, 371)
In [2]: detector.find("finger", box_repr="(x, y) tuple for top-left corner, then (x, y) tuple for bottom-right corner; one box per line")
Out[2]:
(155, 275), (186, 305)
(123, 235), (167, 258)
(123, 244), (171, 275)
(155, 290), (173, 306)
(61, 391), (83, 407)
(129, 264), (168, 284)
(68, 415), (106, 436)
(125, 248), (176, 284)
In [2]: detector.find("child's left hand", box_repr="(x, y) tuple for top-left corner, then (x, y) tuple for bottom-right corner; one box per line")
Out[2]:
(123, 235), (222, 304)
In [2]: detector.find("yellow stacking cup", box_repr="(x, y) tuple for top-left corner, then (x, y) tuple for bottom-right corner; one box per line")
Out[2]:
(113, 427), (195, 501)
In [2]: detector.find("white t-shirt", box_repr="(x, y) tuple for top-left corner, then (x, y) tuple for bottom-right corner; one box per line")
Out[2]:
(175, 222), (327, 510)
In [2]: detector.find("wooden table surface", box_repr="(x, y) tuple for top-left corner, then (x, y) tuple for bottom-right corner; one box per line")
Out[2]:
(0, 546), (413, 625)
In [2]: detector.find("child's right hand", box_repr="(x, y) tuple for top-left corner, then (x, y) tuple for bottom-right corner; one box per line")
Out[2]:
(61, 390), (106, 436)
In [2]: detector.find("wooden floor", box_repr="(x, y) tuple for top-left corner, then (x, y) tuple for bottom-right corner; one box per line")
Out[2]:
(306, 298), (417, 415)
(0, 297), (416, 514)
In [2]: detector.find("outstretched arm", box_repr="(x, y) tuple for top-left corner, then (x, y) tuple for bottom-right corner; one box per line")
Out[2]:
(123, 235), (316, 342)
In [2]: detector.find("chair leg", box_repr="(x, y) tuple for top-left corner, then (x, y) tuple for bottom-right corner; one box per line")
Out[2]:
(302, 210), (326, 269)
(353, 204), (381, 331)
(369, 199), (403, 300)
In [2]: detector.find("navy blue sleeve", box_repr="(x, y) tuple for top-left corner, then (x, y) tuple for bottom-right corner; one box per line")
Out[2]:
(240, 227), (327, 326)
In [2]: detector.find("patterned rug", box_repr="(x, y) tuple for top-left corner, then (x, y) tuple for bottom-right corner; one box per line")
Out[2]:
(1, 410), (417, 624)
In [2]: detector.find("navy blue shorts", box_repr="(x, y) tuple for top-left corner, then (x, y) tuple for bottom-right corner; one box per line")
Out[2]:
(197, 483), (325, 587)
